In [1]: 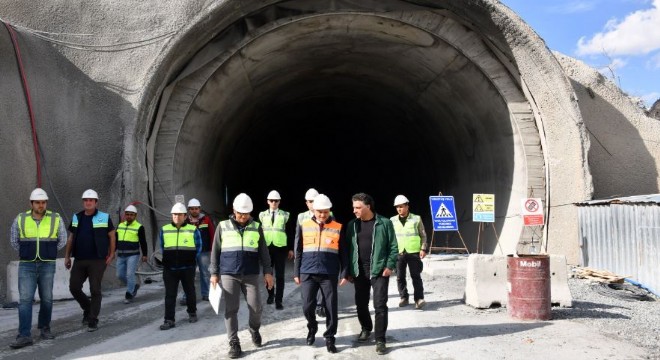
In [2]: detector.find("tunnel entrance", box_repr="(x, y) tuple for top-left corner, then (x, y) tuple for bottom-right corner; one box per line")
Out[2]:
(147, 1), (545, 253)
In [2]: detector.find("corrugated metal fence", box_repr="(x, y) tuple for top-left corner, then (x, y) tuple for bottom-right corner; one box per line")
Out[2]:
(577, 196), (660, 295)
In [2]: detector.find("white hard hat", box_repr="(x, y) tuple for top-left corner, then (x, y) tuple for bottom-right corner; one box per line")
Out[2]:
(267, 190), (281, 200)
(29, 188), (49, 201)
(393, 195), (410, 206)
(305, 188), (319, 201)
(187, 198), (201, 207)
(313, 194), (332, 210)
(171, 202), (187, 214)
(124, 205), (138, 213)
(82, 189), (99, 199)
(233, 193), (253, 213)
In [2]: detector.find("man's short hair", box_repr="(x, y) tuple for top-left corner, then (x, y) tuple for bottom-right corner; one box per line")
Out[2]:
(352, 192), (375, 212)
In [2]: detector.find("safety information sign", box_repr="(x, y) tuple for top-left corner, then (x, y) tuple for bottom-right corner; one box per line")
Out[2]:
(473, 193), (495, 222)
(521, 198), (544, 226)
(429, 196), (458, 231)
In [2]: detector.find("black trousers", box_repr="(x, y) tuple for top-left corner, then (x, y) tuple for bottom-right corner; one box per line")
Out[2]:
(69, 259), (107, 321)
(267, 245), (288, 304)
(354, 274), (389, 343)
(163, 267), (196, 321)
(301, 273), (338, 339)
(396, 252), (425, 301)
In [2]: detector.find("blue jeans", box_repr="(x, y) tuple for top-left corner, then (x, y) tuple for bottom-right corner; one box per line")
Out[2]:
(18, 261), (56, 337)
(181, 252), (210, 299)
(116, 254), (140, 295)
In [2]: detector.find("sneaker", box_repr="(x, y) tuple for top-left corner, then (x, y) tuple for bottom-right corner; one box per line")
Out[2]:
(375, 341), (387, 355)
(251, 330), (262, 347)
(315, 306), (326, 318)
(124, 292), (134, 304)
(306, 327), (317, 346)
(415, 299), (426, 309)
(357, 330), (371, 342)
(188, 313), (198, 323)
(132, 284), (140, 297)
(266, 294), (275, 304)
(228, 341), (242, 359)
(326, 337), (337, 353)
(399, 298), (409, 307)
(40, 327), (55, 340)
(275, 302), (283, 310)
(87, 319), (98, 332)
(179, 298), (186, 306)
(160, 320), (175, 330)
(9, 336), (33, 349)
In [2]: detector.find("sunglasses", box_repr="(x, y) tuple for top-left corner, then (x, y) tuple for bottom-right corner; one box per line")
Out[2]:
(268, 199), (280, 202)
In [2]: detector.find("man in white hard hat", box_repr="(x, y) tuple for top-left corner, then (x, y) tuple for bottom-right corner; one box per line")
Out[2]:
(115, 204), (148, 304)
(391, 195), (429, 309)
(9, 188), (67, 349)
(159, 202), (202, 330)
(346, 192), (398, 355)
(179, 198), (215, 305)
(258, 190), (291, 310)
(210, 193), (274, 359)
(64, 189), (116, 332)
(293, 194), (349, 354)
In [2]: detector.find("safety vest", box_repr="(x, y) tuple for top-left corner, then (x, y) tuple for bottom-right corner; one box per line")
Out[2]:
(297, 210), (313, 226)
(71, 210), (111, 258)
(17, 210), (60, 261)
(162, 223), (197, 267)
(218, 219), (261, 275)
(259, 209), (289, 247)
(299, 219), (342, 275)
(391, 213), (422, 253)
(117, 220), (142, 256)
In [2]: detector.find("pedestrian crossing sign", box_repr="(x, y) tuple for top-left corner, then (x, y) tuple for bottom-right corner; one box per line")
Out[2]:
(429, 196), (458, 231)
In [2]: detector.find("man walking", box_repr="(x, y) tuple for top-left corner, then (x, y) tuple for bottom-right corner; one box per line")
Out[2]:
(179, 198), (215, 304)
(293, 194), (349, 354)
(9, 188), (67, 349)
(392, 195), (429, 309)
(259, 190), (291, 310)
(64, 189), (116, 332)
(346, 193), (398, 355)
(116, 204), (148, 304)
(295, 188), (326, 317)
(159, 202), (202, 330)
(210, 193), (274, 359)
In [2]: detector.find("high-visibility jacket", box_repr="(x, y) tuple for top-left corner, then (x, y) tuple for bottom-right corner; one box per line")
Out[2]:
(299, 219), (342, 275)
(218, 219), (261, 275)
(117, 220), (142, 256)
(259, 209), (289, 247)
(71, 210), (111, 258)
(391, 213), (423, 253)
(162, 223), (198, 267)
(17, 210), (60, 261)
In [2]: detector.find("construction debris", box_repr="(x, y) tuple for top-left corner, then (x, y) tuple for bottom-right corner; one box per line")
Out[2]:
(574, 267), (629, 283)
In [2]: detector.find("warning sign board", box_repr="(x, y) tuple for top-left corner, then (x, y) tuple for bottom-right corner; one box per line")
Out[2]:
(429, 196), (458, 231)
(521, 198), (544, 226)
(473, 193), (495, 222)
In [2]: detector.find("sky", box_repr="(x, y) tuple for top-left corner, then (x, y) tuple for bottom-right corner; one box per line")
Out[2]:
(502, 0), (660, 108)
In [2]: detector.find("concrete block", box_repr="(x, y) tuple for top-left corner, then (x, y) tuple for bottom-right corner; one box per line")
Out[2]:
(549, 254), (573, 307)
(6, 259), (89, 303)
(464, 254), (508, 308)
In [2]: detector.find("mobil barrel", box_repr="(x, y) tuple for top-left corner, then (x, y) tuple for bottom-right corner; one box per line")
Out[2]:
(507, 254), (551, 320)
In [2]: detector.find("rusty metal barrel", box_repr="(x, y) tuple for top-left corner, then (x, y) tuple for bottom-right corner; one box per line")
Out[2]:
(507, 254), (551, 320)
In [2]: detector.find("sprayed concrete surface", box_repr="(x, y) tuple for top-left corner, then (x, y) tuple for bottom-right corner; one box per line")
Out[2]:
(0, 257), (650, 359)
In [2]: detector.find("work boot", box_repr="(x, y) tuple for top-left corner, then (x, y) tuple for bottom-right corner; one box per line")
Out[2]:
(132, 284), (140, 297)
(40, 327), (55, 340)
(357, 330), (371, 342)
(251, 330), (262, 347)
(9, 336), (33, 349)
(228, 341), (242, 359)
(415, 299), (426, 309)
(87, 319), (98, 332)
(266, 293), (275, 304)
(159, 320), (175, 330)
(124, 292), (134, 304)
(375, 341), (387, 355)
(315, 306), (326, 318)
(399, 298), (409, 307)
(188, 313), (198, 323)
(306, 327), (318, 346)
(275, 302), (284, 310)
(326, 337), (337, 353)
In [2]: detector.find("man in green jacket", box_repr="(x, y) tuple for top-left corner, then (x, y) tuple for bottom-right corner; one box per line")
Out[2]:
(346, 193), (398, 356)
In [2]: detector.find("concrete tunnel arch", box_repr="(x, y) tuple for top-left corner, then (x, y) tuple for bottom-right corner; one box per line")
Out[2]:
(144, 1), (582, 254)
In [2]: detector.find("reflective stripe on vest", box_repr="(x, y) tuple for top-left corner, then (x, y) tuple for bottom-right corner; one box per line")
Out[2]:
(301, 219), (341, 254)
(219, 220), (260, 253)
(17, 210), (60, 261)
(71, 211), (110, 229)
(259, 209), (289, 247)
(117, 220), (142, 255)
(162, 224), (197, 251)
(391, 213), (422, 253)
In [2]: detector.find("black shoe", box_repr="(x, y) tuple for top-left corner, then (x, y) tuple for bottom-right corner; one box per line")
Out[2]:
(326, 338), (337, 353)
(306, 327), (317, 346)
(40, 327), (55, 340)
(82, 311), (90, 326)
(376, 341), (387, 355)
(275, 302), (283, 310)
(357, 330), (371, 342)
(160, 320), (175, 330)
(9, 336), (33, 349)
(251, 331), (262, 347)
(188, 313), (197, 323)
(399, 297), (409, 307)
(87, 319), (98, 332)
(124, 292), (134, 304)
(228, 341), (242, 359)
(315, 306), (326, 318)
(266, 294), (275, 304)
(132, 284), (140, 297)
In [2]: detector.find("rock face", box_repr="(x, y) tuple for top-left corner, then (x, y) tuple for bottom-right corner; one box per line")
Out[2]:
(650, 99), (660, 120)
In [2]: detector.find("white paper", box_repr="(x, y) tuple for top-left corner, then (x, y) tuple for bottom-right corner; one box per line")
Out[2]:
(209, 282), (222, 315)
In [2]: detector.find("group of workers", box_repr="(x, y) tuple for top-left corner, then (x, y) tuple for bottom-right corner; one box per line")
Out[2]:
(9, 187), (430, 358)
